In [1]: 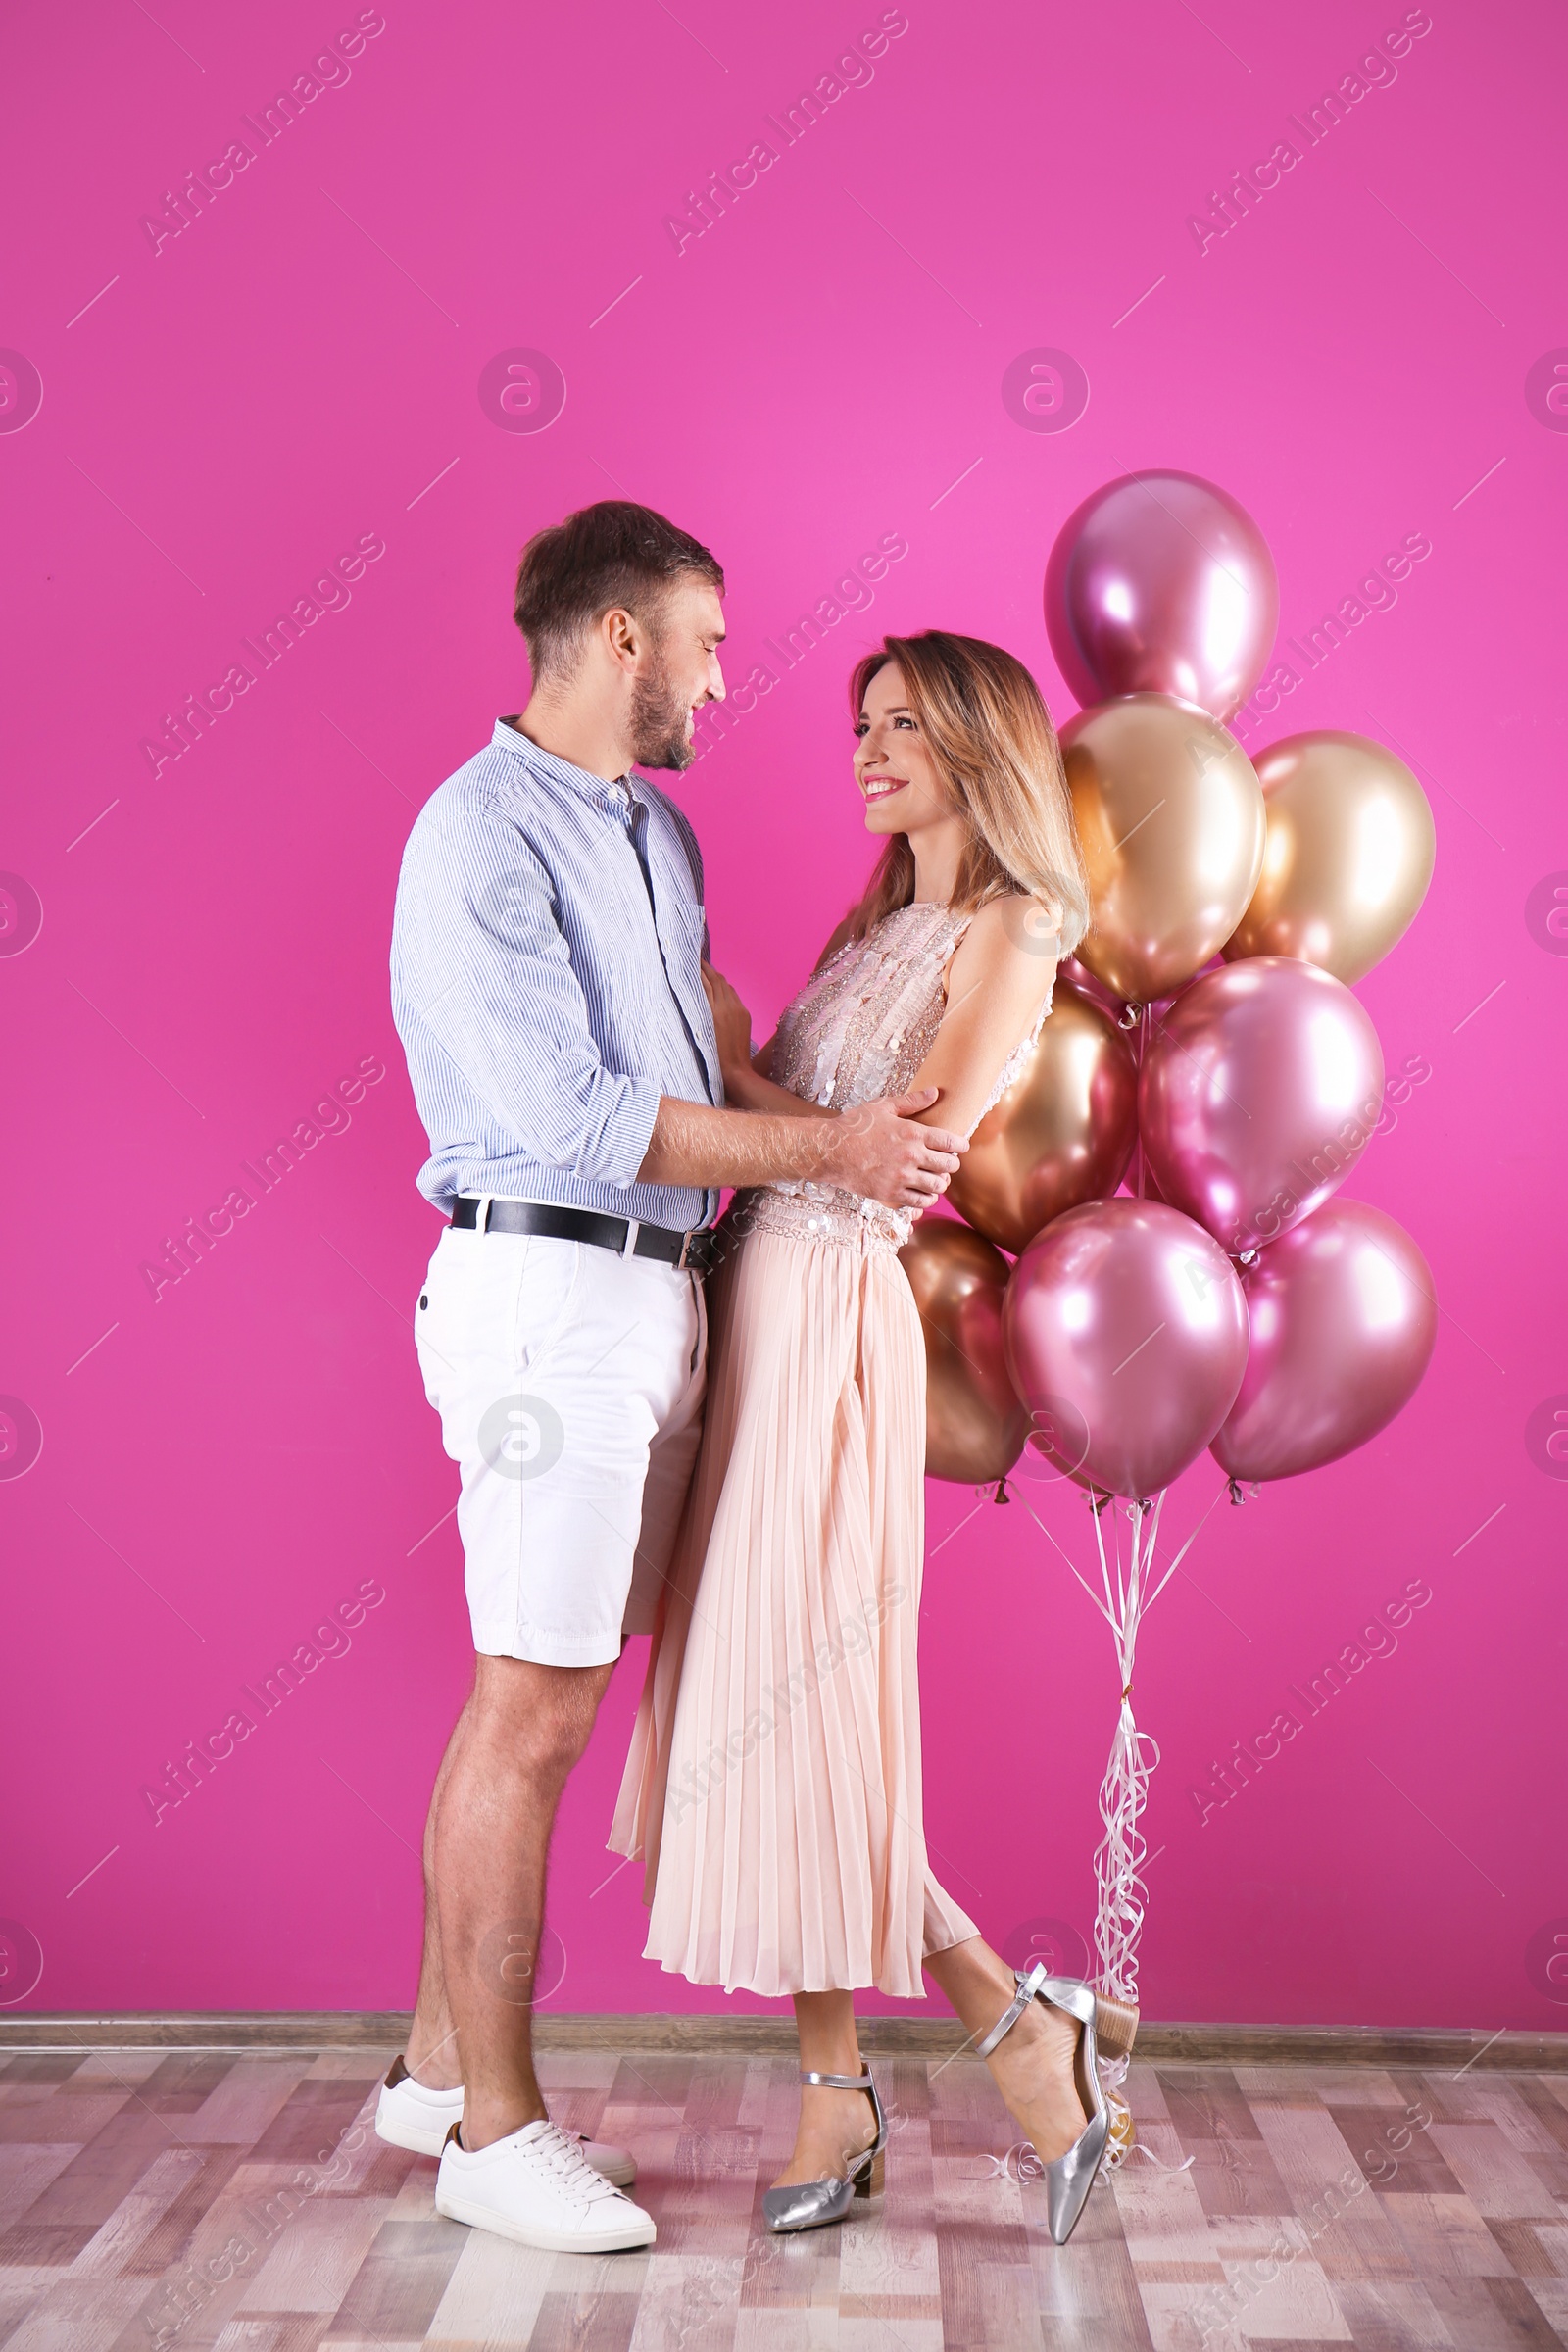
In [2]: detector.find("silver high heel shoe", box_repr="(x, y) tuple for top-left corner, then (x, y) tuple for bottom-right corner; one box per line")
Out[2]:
(975, 1963), (1139, 2245)
(761, 2067), (887, 2234)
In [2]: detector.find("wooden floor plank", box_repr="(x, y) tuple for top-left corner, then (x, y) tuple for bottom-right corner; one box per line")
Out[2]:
(1526, 2278), (1568, 2343)
(421, 2223), (558, 2349)
(1327, 2276), (1460, 2348)
(1249, 2099), (1420, 2284)
(186, 2057), (313, 2147)
(1432, 2122), (1564, 2221)
(1424, 2273), (1566, 2348)
(68, 2054), (169, 2089)
(1514, 2083), (1568, 2156)
(213, 2320), (336, 2352)
(322, 2214), (470, 2342)
(523, 2273), (645, 2352)
(67, 2144), (209, 2278)
(249, 2080), (386, 2171)
(0, 2097), (202, 2266)
(0, 2093), (128, 2150)
(732, 2307), (839, 2352)
(0, 2149), (83, 2241)
(620, 2250), (747, 2351)
(234, 2188), (395, 2314)
(122, 2140), (251, 2281)
(0, 2274), (160, 2352)
(1377, 2192), (1520, 2280)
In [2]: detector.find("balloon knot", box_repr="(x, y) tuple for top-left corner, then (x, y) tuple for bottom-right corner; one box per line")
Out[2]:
(994, 1476), (1010, 1505)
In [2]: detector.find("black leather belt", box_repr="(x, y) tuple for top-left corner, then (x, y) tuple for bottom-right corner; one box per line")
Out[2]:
(450, 1196), (719, 1275)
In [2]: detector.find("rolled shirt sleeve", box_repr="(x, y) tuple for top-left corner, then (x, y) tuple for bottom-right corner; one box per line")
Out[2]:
(400, 805), (662, 1187)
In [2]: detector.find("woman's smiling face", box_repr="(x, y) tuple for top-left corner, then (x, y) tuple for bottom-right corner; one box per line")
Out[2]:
(853, 662), (957, 840)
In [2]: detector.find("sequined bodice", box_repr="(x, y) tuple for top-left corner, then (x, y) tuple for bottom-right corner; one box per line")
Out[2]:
(731, 899), (1053, 1254)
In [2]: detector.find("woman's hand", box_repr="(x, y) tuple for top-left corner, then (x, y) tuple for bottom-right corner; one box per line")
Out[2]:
(702, 960), (755, 1080)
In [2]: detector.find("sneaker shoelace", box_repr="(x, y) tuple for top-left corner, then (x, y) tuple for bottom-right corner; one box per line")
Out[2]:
(523, 2121), (627, 2204)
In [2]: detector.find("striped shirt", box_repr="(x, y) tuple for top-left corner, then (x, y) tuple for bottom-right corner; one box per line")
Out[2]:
(391, 717), (721, 1228)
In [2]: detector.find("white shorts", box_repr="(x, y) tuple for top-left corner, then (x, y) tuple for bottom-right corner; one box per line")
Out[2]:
(414, 1214), (708, 1667)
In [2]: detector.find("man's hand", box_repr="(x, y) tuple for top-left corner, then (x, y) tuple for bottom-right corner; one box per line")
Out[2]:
(823, 1087), (967, 1211)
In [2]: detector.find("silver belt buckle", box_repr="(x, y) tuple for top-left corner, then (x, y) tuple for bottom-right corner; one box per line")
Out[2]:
(620, 1217), (641, 1260)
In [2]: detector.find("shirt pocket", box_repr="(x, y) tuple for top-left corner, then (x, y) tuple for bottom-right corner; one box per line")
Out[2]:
(666, 892), (709, 968)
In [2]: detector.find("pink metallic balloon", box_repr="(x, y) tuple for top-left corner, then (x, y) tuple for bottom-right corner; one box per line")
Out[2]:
(1212, 1201), (1437, 1482)
(1046, 471), (1280, 721)
(1003, 1199), (1249, 1498)
(1139, 958), (1385, 1256)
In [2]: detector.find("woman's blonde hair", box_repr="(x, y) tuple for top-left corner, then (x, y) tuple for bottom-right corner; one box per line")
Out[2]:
(843, 631), (1089, 957)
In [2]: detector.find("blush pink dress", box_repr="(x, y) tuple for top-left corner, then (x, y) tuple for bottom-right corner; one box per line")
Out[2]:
(608, 899), (1053, 1997)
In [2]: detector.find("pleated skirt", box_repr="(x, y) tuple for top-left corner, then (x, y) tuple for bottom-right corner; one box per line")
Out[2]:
(608, 1222), (978, 1997)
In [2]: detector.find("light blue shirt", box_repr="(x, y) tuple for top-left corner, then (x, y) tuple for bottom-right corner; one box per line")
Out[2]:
(391, 718), (721, 1227)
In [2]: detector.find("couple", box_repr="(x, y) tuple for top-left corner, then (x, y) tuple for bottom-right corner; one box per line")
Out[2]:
(381, 499), (1136, 2257)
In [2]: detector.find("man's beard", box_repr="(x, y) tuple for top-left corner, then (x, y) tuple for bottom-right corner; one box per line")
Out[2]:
(628, 654), (695, 771)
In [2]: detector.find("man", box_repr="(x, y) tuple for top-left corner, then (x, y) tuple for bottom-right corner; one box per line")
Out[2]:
(381, 501), (965, 2253)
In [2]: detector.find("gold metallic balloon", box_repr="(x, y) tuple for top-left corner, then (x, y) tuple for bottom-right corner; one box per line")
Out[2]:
(1223, 730), (1436, 983)
(1062, 693), (1266, 1003)
(1105, 2091), (1137, 2163)
(949, 984), (1139, 1254)
(1058, 952), (1127, 1020)
(899, 1219), (1028, 1484)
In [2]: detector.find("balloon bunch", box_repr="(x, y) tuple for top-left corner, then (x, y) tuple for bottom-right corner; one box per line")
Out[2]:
(901, 470), (1439, 2023)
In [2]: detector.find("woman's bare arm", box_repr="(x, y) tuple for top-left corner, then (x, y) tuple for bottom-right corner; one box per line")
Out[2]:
(726, 1019), (821, 1119)
(709, 921), (857, 1119)
(904, 898), (1058, 1140)
(726, 1061), (824, 1118)
(637, 1089), (965, 1205)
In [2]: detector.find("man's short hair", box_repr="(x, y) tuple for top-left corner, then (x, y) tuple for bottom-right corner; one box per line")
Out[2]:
(514, 500), (724, 682)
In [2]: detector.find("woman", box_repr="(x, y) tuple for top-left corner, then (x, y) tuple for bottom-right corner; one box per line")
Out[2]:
(608, 632), (1137, 2245)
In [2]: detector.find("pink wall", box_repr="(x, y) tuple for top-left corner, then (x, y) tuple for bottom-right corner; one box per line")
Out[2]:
(2, 0), (1564, 2032)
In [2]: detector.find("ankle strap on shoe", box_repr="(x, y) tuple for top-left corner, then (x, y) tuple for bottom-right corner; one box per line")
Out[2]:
(800, 2068), (873, 2090)
(974, 1961), (1051, 2060)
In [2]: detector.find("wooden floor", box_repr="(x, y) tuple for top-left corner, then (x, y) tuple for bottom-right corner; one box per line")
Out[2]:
(1, 2041), (1565, 2350)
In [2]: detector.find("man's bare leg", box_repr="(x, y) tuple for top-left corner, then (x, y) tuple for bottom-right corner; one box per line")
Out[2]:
(404, 1691), (473, 2092)
(434, 1652), (615, 2150)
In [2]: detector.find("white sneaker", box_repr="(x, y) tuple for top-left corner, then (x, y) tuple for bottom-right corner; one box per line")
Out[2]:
(435, 2117), (656, 2253)
(375, 2059), (636, 2186)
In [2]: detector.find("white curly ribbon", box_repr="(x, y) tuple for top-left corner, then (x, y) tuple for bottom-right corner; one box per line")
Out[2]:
(1021, 1476), (1226, 2166)
(1086, 1491), (1167, 2015)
